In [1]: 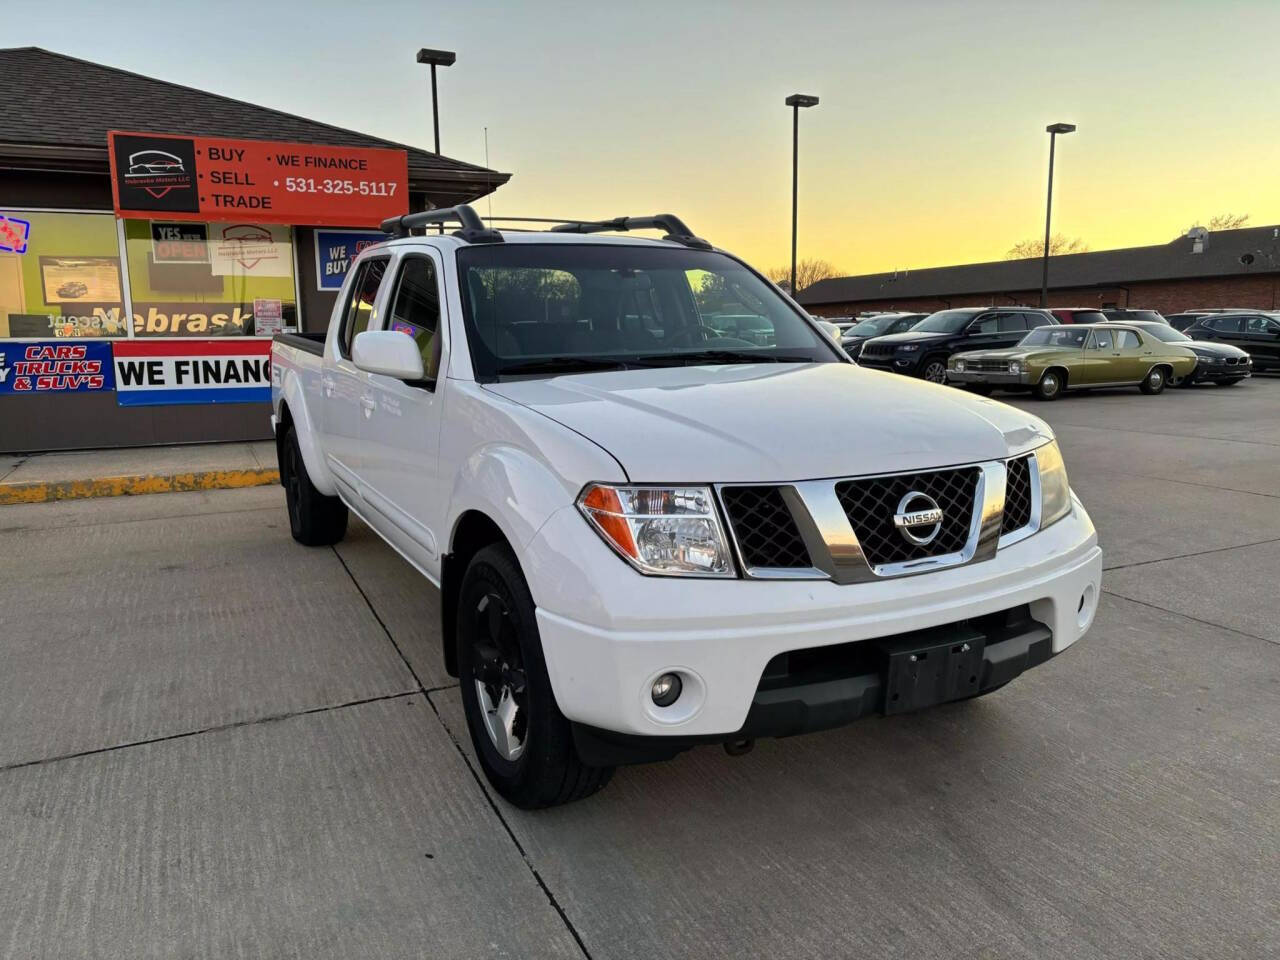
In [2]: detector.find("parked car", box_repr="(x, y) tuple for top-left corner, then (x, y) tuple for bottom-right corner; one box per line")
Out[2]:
(271, 204), (1102, 808)
(1165, 311), (1215, 331)
(1050, 308), (1109, 324)
(1181, 311), (1280, 371)
(1101, 308), (1168, 325)
(1124, 320), (1251, 386)
(858, 307), (1058, 383)
(839, 312), (925, 360)
(946, 323), (1197, 399)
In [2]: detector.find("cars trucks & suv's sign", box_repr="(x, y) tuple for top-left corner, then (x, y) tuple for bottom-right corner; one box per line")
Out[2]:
(108, 131), (409, 227)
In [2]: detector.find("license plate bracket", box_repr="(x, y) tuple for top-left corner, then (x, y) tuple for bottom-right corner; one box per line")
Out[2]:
(878, 625), (986, 715)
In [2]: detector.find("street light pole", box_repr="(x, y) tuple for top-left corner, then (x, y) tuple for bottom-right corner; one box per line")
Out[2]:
(785, 93), (819, 296)
(416, 48), (457, 155)
(1041, 122), (1076, 308)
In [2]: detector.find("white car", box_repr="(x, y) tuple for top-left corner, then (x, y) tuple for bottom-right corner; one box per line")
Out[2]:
(271, 206), (1102, 808)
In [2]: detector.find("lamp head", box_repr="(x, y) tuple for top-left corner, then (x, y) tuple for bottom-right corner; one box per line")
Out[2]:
(785, 94), (820, 108)
(1046, 122), (1077, 135)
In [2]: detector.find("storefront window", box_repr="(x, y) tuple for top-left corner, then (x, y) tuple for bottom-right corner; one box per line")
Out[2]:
(0, 211), (128, 338)
(123, 220), (297, 336)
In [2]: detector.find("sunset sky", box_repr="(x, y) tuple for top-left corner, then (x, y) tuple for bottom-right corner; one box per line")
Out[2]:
(12, 0), (1280, 278)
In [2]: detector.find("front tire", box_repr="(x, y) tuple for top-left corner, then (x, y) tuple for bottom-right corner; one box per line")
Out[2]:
(1140, 366), (1166, 395)
(282, 425), (348, 546)
(457, 543), (614, 809)
(921, 359), (948, 384)
(1034, 370), (1064, 400)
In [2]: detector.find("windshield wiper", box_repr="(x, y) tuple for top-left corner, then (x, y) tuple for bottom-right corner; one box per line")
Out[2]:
(496, 356), (637, 376)
(648, 350), (816, 366)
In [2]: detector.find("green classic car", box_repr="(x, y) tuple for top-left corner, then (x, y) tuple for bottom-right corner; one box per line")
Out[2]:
(946, 323), (1199, 400)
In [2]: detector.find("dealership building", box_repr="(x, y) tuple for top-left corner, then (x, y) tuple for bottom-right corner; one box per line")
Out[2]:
(800, 226), (1280, 317)
(0, 47), (509, 452)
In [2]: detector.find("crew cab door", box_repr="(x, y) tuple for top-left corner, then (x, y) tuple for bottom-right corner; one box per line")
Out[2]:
(322, 256), (390, 501)
(357, 251), (448, 575)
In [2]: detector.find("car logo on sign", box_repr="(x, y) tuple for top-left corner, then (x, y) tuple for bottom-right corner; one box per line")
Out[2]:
(893, 491), (944, 546)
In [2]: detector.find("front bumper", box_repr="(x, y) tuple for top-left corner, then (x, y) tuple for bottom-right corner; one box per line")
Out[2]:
(857, 354), (922, 375)
(946, 369), (1028, 386)
(524, 495), (1102, 742)
(1189, 361), (1251, 382)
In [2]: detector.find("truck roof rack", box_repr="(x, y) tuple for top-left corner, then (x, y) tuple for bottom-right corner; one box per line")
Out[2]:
(380, 205), (505, 243)
(380, 205), (711, 249)
(549, 215), (712, 250)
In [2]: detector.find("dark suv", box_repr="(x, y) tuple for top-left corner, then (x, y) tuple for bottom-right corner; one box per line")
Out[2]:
(1182, 312), (1280, 370)
(858, 307), (1058, 383)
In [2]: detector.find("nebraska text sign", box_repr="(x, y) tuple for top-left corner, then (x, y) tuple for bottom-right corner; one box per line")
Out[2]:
(108, 131), (409, 227)
(113, 340), (271, 406)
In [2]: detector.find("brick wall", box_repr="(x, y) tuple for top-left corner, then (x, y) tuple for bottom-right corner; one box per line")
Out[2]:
(806, 273), (1280, 317)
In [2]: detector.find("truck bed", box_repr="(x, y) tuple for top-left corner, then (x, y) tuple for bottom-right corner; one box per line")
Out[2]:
(273, 332), (325, 356)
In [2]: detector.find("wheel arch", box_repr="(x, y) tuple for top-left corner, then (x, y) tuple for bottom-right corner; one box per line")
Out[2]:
(277, 375), (336, 496)
(441, 510), (516, 678)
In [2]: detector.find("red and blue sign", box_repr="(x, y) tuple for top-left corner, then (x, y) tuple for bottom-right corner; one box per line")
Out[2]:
(0, 214), (31, 254)
(0, 341), (114, 393)
(112, 339), (271, 406)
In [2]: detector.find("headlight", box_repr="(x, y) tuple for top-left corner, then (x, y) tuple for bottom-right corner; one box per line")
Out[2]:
(898, 344), (920, 352)
(1035, 440), (1071, 529)
(954, 359), (966, 372)
(578, 484), (735, 577)
(1008, 360), (1022, 375)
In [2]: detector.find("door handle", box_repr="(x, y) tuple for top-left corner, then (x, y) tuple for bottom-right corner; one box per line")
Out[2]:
(360, 395), (377, 417)
(322, 376), (335, 397)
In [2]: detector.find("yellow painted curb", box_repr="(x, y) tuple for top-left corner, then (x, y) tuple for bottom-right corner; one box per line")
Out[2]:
(0, 468), (279, 505)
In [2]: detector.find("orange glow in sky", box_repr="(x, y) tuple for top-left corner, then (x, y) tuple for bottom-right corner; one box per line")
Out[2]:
(16, 0), (1280, 278)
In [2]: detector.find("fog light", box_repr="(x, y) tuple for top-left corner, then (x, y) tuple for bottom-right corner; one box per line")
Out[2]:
(651, 673), (682, 707)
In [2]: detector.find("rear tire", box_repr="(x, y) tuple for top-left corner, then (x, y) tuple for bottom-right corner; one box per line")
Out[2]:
(457, 543), (614, 809)
(1034, 369), (1064, 400)
(282, 425), (347, 546)
(1140, 366), (1166, 395)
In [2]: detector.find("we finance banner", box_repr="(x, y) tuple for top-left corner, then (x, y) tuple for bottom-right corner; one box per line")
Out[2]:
(112, 340), (271, 406)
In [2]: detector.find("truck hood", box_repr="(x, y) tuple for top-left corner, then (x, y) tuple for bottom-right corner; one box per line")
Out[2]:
(484, 363), (1052, 483)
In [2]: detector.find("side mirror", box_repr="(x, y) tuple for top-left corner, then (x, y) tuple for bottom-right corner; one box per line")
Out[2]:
(352, 330), (425, 381)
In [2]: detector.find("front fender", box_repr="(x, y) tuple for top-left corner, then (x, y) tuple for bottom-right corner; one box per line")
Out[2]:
(446, 443), (584, 557)
(280, 370), (337, 497)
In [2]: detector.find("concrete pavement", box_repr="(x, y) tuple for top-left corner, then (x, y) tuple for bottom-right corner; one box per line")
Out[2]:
(1, 378), (1277, 958)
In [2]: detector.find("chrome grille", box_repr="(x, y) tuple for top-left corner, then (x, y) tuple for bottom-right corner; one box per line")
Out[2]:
(967, 360), (1010, 372)
(720, 486), (812, 569)
(1002, 455), (1033, 534)
(834, 467), (981, 566)
(860, 342), (897, 358)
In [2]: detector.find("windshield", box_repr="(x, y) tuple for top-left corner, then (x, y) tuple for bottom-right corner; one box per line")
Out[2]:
(1140, 325), (1191, 343)
(846, 315), (901, 337)
(1105, 310), (1165, 324)
(1019, 326), (1090, 348)
(913, 310), (978, 333)
(456, 244), (838, 379)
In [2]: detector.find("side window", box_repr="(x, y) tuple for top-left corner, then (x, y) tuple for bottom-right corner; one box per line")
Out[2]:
(1087, 330), (1113, 350)
(971, 314), (999, 334)
(387, 256), (442, 380)
(1024, 312), (1053, 329)
(1244, 315), (1273, 333)
(1113, 330), (1140, 349)
(1209, 315), (1243, 333)
(340, 257), (390, 358)
(998, 314), (1027, 333)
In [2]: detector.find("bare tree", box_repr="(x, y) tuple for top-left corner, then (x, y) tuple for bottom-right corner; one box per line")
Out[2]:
(1185, 212), (1251, 233)
(1005, 234), (1089, 260)
(764, 259), (841, 293)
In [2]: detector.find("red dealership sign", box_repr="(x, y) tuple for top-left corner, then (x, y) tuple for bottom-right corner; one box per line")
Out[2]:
(108, 131), (409, 227)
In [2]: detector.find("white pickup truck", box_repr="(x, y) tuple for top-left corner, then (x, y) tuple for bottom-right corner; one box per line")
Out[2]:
(271, 205), (1102, 808)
